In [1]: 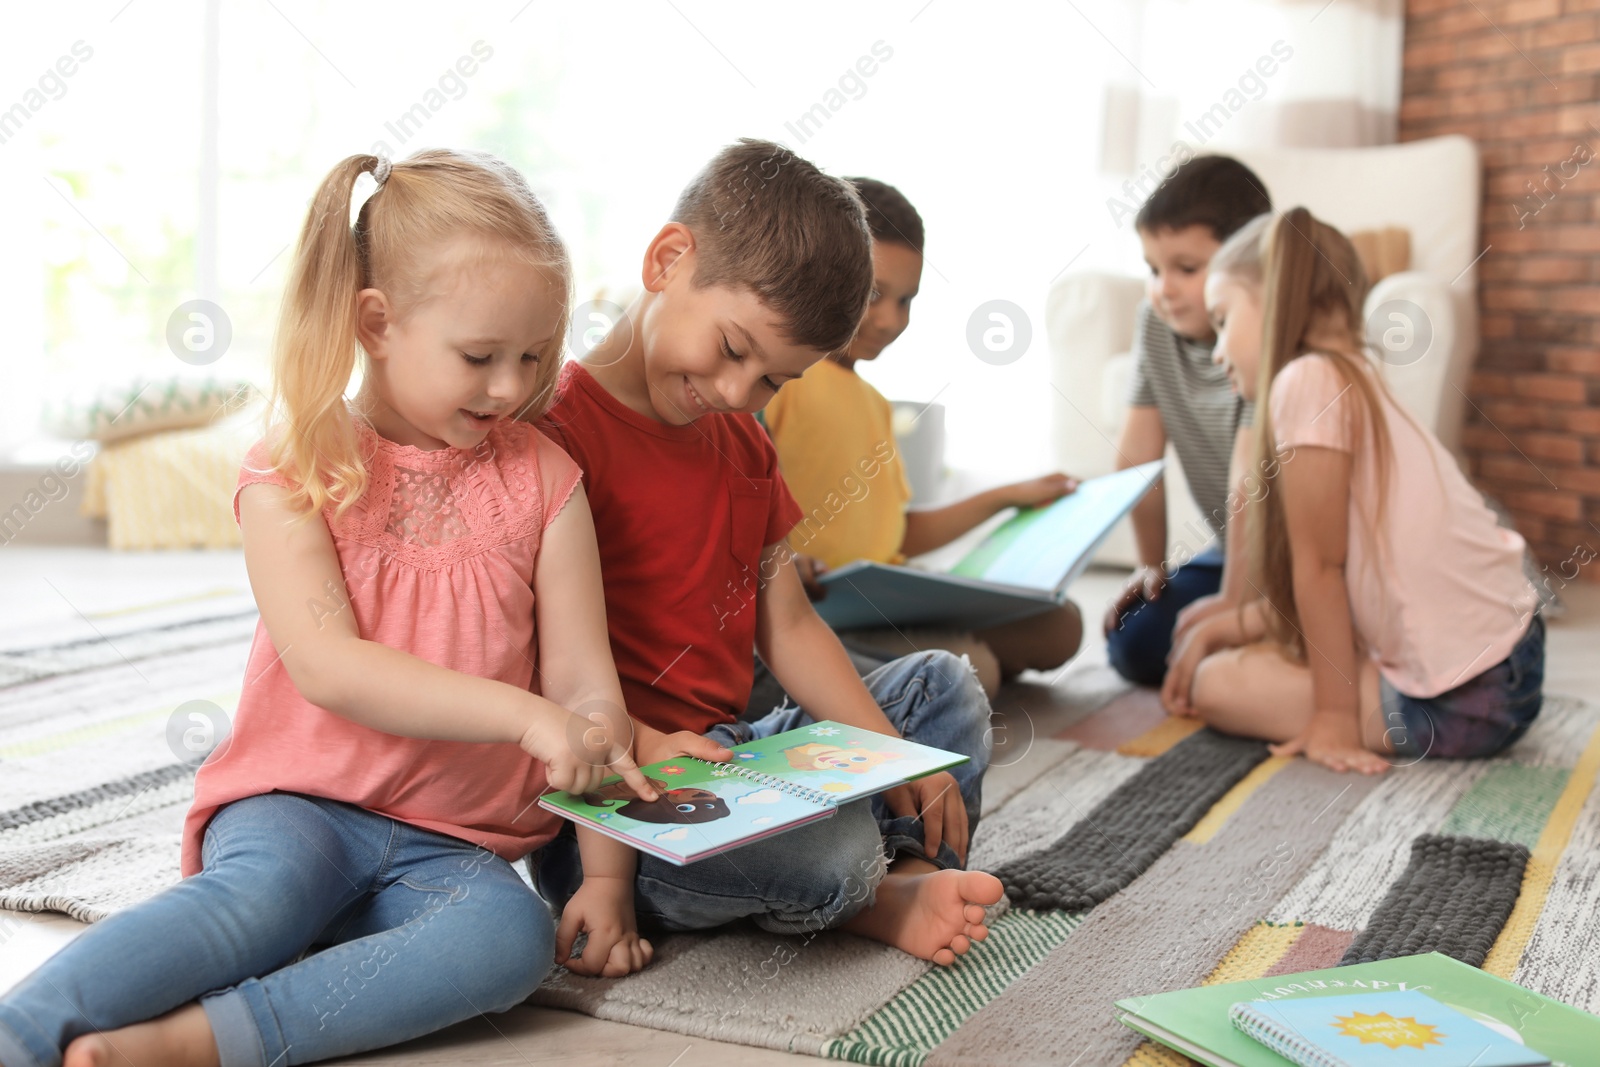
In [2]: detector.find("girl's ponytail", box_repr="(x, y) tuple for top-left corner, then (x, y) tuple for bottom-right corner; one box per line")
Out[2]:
(1214, 208), (1389, 657)
(1257, 208), (1322, 407)
(267, 154), (381, 520)
(1249, 208), (1322, 651)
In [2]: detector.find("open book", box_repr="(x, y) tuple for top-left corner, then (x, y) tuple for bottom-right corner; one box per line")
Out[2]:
(814, 460), (1164, 631)
(537, 721), (967, 865)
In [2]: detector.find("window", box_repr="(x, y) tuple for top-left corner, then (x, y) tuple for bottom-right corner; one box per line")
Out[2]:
(5, 2), (1139, 474)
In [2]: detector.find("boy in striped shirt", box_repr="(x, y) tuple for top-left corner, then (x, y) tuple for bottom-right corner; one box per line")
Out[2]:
(1103, 155), (1272, 687)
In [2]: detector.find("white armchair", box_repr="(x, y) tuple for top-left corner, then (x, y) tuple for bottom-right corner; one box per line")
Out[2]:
(1048, 135), (1482, 566)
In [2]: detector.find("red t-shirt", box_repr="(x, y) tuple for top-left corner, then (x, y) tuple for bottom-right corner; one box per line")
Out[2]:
(540, 362), (802, 735)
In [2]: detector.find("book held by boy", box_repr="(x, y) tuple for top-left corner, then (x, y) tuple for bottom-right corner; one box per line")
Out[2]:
(813, 460), (1163, 630)
(537, 720), (967, 865)
(1116, 952), (1596, 1067)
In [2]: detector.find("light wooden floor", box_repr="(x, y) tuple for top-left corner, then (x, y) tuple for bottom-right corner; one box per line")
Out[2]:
(1, 547), (1596, 1066)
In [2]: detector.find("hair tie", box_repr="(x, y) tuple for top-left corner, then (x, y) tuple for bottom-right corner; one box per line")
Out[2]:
(372, 156), (392, 187)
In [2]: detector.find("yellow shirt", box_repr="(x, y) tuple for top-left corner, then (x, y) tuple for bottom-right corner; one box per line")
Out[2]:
(765, 359), (911, 569)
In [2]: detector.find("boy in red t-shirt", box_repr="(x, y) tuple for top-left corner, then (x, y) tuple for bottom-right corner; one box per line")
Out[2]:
(536, 139), (1002, 968)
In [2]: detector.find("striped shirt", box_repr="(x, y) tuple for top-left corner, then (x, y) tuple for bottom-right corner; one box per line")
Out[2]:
(1126, 301), (1253, 543)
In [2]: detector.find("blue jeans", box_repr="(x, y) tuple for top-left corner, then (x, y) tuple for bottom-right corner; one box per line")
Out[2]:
(0, 793), (553, 1067)
(1105, 547), (1225, 687)
(744, 644), (891, 722)
(534, 649), (992, 936)
(1384, 613), (1546, 760)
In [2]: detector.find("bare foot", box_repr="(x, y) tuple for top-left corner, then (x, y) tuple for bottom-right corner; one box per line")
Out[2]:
(844, 864), (1005, 966)
(63, 1003), (218, 1067)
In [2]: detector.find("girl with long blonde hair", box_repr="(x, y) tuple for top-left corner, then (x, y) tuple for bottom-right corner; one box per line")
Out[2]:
(0, 150), (657, 1067)
(1162, 208), (1543, 774)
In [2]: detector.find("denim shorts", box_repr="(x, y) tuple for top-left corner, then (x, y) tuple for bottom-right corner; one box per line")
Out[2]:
(1382, 613), (1546, 761)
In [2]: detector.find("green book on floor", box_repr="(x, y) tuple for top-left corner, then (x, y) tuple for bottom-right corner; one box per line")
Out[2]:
(1116, 952), (1600, 1067)
(538, 720), (967, 865)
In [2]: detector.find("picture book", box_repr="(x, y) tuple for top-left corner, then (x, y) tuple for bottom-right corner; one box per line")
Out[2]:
(1116, 952), (1599, 1067)
(537, 720), (968, 865)
(1230, 989), (1550, 1067)
(813, 460), (1163, 631)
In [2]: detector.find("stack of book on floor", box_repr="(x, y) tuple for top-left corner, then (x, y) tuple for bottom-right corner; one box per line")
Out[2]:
(1118, 952), (1599, 1066)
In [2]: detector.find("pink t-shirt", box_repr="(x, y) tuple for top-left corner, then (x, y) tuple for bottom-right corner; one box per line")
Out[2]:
(1270, 354), (1537, 698)
(181, 416), (582, 876)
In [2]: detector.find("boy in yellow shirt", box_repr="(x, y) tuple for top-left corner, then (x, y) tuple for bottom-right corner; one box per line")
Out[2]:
(764, 177), (1082, 698)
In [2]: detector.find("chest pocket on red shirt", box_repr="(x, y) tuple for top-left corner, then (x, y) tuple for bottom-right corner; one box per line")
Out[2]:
(727, 479), (772, 570)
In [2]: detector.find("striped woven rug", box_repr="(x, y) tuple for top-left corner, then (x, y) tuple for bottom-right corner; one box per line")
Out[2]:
(3, 601), (1598, 1066)
(0, 589), (253, 920)
(532, 686), (1600, 1065)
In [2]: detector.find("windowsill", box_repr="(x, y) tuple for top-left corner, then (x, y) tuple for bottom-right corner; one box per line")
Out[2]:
(0, 435), (97, 470)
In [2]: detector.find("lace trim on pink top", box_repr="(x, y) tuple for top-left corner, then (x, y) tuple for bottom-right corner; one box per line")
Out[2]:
(237, 416), (576, 572)
(357, 418), (560, 570)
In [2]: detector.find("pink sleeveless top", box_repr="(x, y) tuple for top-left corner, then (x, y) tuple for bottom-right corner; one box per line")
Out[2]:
(181, 416), (582, 876)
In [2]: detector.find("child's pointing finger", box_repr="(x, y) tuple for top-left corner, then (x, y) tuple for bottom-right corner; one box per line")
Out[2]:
(617, 761), (658, 802)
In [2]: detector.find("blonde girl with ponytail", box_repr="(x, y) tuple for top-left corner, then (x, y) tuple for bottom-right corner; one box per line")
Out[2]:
(0, 150), (660, 1067)
(1161, 208), (1543, 775)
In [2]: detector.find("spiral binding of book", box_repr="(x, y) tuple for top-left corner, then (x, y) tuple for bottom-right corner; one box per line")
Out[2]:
(1229, 1002), (1343, 1067)
(687, 757), (834, 806)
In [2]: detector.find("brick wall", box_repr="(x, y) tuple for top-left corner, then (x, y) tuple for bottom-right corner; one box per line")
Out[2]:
(1400, 0), (1600, 580)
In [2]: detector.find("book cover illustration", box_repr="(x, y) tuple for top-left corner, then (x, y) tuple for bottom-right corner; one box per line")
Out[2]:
(1116, 952), (1597, 1067)
(1231, 989), (1549, 1067)
(723, 719), (962, 802)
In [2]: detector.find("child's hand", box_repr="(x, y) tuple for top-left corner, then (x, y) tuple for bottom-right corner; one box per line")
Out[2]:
(555, 875), (654, 978)
(1104, 565), (1168, 636)
(1172, 592), (1232, 645)
(1161, 618), (1222, 716)
(884, 770), (968, 865)
(1271, 711), (1388, 775)
(523, 705), (659, 799)
(1004, 472), (1078, 510)
(632, 720), (733, 769)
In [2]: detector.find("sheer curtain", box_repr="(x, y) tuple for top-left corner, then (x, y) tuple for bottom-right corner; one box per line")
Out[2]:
(2, 1), (1402, 471)
(1098, 0), (1404, 183)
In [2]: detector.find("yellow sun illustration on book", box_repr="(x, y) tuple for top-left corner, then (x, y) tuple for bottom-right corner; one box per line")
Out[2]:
(1333, 1011), (1444, 1050)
